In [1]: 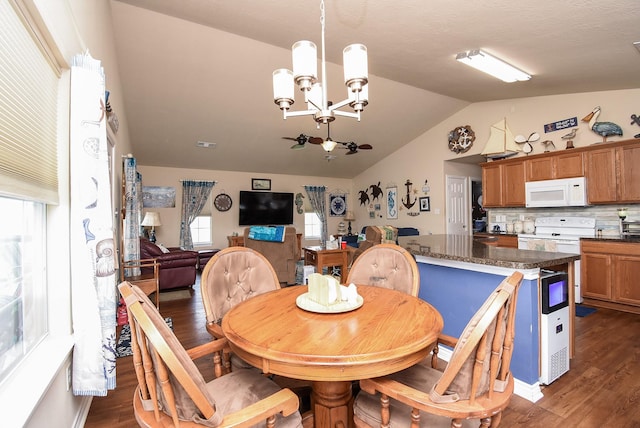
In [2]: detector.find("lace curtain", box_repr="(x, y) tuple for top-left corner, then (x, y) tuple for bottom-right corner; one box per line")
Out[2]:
(122, 156), (142, 276)
(305, 185), (328, 247)
(179, 180), (216, 249)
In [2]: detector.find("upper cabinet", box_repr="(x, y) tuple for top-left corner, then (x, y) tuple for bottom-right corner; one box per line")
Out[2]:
(526, 151), (584, 181)
(481, 138), (640, 207)
(586, 140), (640, 204)
(481, 158), (525, 207)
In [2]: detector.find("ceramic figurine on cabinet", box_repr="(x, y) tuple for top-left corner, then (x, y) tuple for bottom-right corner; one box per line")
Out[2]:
(582, 106), (623, 143)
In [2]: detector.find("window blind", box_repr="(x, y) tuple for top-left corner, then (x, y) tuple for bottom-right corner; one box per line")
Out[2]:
(0, 0), (60, 204)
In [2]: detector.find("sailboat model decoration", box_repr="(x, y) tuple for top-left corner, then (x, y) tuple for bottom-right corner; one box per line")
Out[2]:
(481, 118), (521, 159)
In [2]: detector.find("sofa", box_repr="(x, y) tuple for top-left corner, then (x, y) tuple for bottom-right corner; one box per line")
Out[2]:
(243, 226), (300, 285)
(138, 237), (199, 291)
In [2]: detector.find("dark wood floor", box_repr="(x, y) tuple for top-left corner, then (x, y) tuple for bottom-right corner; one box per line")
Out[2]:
(85, 279), (640, 427)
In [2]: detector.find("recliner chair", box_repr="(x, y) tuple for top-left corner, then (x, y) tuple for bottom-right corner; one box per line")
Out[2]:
(243, 226), (300, 285)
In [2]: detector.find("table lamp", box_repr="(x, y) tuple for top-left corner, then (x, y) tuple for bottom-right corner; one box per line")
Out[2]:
(344, 210), (355, 236)
(141, 211), (161, 243)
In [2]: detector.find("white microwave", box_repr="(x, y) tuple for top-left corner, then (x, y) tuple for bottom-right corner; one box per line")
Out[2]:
(525, 177), (587, 208)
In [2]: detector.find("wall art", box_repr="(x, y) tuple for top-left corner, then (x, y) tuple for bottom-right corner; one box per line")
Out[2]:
(142, 186), (176, 208)
(386, 187), (398, 219)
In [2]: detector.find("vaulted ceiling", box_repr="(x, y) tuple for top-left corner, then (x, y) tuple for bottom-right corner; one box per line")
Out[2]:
(110, 0), (640, 178)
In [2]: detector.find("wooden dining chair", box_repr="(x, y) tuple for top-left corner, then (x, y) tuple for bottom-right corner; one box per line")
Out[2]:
(118, 281), (303, 427)
(346, 243), (420, 296)
(353, 271), (524, 428)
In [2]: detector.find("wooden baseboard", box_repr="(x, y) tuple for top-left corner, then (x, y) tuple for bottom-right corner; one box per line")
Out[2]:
(581, 298), (640, 315)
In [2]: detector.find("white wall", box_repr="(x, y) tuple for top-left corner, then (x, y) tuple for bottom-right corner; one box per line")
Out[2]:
(353, 88), (640, 234)
(137, 165), (353, 249)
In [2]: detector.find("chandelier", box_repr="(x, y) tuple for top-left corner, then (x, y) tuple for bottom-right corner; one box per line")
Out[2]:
(272, 0), (368, 125)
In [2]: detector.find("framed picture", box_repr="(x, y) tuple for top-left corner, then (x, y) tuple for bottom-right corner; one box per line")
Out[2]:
(419, 196), (430, 212)
(386, 187), (398, 219)
(251, 178), (271, 191)
(142, 186), (176, 208)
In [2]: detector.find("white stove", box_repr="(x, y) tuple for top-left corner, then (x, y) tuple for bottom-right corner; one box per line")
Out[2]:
(517, 216), (596, 303)
(517, 216), (597, 242)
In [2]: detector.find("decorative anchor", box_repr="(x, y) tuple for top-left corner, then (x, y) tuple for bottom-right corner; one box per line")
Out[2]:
(631, 114), (640, 139)
(402, 179), (416, 209)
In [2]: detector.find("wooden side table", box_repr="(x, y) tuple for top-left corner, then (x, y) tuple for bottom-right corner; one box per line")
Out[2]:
(304, 246), (350, 282)
(121, 258), (159, 307)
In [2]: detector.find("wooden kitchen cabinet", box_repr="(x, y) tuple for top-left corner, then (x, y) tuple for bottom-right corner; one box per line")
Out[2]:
(481, 163), (503, 207)
(581, 240), (640, 308)
(526, 151), (584, 181)
(482, 138), (640, 206)
(585, 147), (617, 204)
(585, 140), (640, 204)
(481, 159), (525, 207)
(618, 144), (640, 202)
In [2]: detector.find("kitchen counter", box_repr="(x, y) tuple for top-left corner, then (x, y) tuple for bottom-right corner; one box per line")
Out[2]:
(399, 234), (580, 269)
(581, 235), (640, 243)
(398, 233), (578, 401)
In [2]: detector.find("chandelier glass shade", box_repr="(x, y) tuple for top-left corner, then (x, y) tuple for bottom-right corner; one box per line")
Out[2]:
(273, 0), (368, 125)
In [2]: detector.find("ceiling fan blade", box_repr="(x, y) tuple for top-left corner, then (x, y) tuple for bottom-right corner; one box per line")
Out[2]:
(358, 144), (373, 150)
(291, 143), (305, 150)
(308, 136), (323, 145)
(282, 137), (299, 141)
(345, 150), (357, 155)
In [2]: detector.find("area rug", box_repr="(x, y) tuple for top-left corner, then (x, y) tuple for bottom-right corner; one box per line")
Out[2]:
(159, 289), (193, 302)
(116, 317), (173, 358)
(575, 305), (597, 317)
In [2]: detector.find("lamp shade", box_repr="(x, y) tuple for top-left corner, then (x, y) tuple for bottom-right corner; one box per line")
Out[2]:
(344, 210), (355, 221)
(343, 44), (368, 90)
(141, 212), (161, 227)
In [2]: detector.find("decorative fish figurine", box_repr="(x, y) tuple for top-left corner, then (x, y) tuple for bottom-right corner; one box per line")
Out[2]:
(582, 106), (622, 143)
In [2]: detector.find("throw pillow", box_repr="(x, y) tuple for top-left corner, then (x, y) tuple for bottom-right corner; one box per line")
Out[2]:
(157, 243), (170, 253)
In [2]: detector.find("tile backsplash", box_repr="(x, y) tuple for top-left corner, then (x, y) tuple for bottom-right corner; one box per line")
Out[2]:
(487, 205), (639, 236)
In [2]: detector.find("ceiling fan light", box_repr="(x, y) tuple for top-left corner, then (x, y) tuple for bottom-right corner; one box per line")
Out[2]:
(343, 44), (368, 90)
(273, 69), (294, 109)
(321, 138), (337, 152)
(292, 40), (317, 91)
(456, 49), (531, 83)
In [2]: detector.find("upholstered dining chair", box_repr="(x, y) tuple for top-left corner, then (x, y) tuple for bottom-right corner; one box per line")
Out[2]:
(353, 271), (524, 428)
(200, 246), (281, 372)
(346, 243), (420, 296)
(118, 281), (303, 427)
(199, 246), (313, 413)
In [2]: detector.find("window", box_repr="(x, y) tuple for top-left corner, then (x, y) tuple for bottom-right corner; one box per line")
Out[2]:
(190, 215), (211, 246)
(1, 0), (60, 384)
(0, 197), (47, 382)
(305, 212), (322, 239)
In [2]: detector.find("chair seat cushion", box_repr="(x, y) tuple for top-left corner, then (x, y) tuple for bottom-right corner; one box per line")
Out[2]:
(355, 364), (477, 427)
(208, 369), (303, 427)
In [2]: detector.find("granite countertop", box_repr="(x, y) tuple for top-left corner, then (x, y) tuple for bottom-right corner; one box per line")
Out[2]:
(581, 235), (640, 243)
(398, 234), (580, 270)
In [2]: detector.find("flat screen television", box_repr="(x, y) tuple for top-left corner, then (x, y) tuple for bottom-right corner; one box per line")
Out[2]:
(239, 191), (294, 226)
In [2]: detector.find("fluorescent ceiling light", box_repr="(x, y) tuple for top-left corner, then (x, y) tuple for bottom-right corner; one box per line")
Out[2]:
(456, 49), (531, 83)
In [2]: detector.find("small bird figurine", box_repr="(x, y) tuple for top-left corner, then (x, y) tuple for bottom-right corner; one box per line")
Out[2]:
(581, 106), (623, 143)
(561, 128), (577, 139)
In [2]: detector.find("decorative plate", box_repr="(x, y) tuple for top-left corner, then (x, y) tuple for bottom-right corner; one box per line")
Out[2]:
(295, 293), (364, 313)
(214, 193), (232, 212)
(448, 125), (475, 154)
(329, 194), (346, 216)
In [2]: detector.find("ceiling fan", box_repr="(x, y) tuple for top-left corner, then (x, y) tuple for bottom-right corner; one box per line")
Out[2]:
(282, 123), (372, 155)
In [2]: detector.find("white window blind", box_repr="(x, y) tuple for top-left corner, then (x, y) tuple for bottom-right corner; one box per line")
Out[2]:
(0, 0), (60, 204)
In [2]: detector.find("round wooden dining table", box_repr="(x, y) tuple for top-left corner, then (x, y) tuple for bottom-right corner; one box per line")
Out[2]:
(222, 284), (443, 428)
